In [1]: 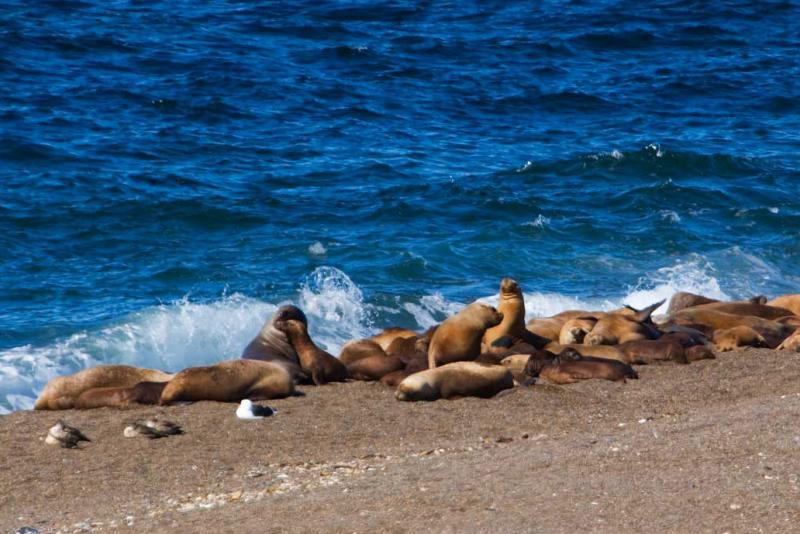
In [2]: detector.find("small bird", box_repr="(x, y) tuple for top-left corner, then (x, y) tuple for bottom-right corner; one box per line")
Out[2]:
(143, 418), (182, 436)
(45, 420), (91, 449)
(124, 422), (168, 439)
(236, 399), (275, 419)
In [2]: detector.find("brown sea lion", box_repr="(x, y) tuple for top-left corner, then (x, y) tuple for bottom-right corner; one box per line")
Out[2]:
(558, 317), (598, 345)
(685, 344), (716, 361)
(671, 308), (792, 348)
(525, 351), (638, 384)
(386, 334), (431, 365)
(274, 319), (349, 385)
(691, 301), (794, 320)
(667, 292), (719, 315)
(619, 339), (689, 364)
(369, 327), (418, 352)
(242, 305), (306, 380)
(500, 354), (533, 382)
(768, 294), (800, 316)
(584, 300), (663, 346)
(428, 302), (503, 368)
(159, 359), (294, 404)
(777, 330), (800, 351)
(35, 365), (174, 411)
(346, 355), (404, 381)
(713, 326), (768, 351)
(74, 381), (168, 409)
(380, 358), (428, 387)
(395, 362), (513, 401)
(545, 342), (630, 363)
(482, 278), (548, 349)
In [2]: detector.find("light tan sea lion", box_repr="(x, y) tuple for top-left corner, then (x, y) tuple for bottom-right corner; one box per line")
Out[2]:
(482, 278), (548, 349)
(428, 302), (503, 368)
(274, 319), (349, 385)
(525, 317), (565, 342)
(584, 300), (664, 346)
(713, 326), (768, 351)
(558, 317), (598, 345)
(74, 381), (168, 409)
(395, 362), (513, 401)
(159, 359), (294, 404)
(768, 294), (800, 316)
(241, 305), (306, 379)
(500, 354), (532, 382)
(777, 330), (800, 351)
(369, 328), (418, 351)
(339, 339), (387, 365)
(671, 308), (792, 348)
(35, 365), (174, 411)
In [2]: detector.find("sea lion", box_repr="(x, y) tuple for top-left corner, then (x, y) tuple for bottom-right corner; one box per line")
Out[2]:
(667, 292), (719, 315)
(777, 330), (800, 351)
(558, 317), (598, 345)
(545, 342), (630, 363)
(584, 300), (663, 346)
(500, 354), (532, 382)
(395, 362), (513, 402)
(428, 302), (503, 368)
(685, 344), (716, 361)
(274, 319), (349, 385)
(387, 334), (431, 365)
(525, 350), (638, 384)
(380, 358), (428, 388)
(768, 294), (800, 316)
(339, 339), (387, 365)
(525, 317), (566, 342)
(346, 355), (404, 381)
(713, 326), (768, 351)
(74, 381), (168, 409)
(242, 305), (306, 379)
(671, 308), (792, 348)
(369, 328), (418, 351)
(619, 339), (689, 364)
(691, 301), (794, 320)
(159, 359), (294, 404)
(482, 278), (548, 349)
(35, 365), (174, 411)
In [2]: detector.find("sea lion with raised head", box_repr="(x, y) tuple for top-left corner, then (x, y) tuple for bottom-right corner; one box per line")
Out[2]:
(428, 302), (503, 368)
(713, 326), (768, 351)
(274, 319), (349, 385)
(35, 365), (174, 411)
(482, 278), (549, 349)
(159, 359), (294, 404)
(74, 381), (168, 409)
(242, 305), (307, 380)
(584, 300), (664, 346)
(395, 362), (513, 402)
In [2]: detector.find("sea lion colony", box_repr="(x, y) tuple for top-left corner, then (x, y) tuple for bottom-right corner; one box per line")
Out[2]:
(34, 282), (800, 410)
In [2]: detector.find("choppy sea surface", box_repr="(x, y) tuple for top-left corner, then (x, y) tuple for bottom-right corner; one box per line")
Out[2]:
(1, 1), (799, 412)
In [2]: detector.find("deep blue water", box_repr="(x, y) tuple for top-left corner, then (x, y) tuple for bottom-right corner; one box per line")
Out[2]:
(1, 0), (799, 411)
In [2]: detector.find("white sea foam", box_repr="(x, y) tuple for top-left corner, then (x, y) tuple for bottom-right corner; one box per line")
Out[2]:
(523, 214), (550, 228)
(659, 210), (681, 223)
(308, 241), (327, 255)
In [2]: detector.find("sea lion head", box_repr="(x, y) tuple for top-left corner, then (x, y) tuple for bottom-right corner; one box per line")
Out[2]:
(522, 350), (559, 378)
(499, 277), (522, 299)
(467, 303), (504, 327)
(557, 348), (583, 361)
(273, 318), (307, 337)
(272, 305), (307, 326)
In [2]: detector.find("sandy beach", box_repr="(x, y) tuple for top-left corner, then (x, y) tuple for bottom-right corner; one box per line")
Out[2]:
(3, 347), (800, 534)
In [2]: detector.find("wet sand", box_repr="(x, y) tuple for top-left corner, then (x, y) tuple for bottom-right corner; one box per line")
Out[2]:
(3, 347), (800, 533)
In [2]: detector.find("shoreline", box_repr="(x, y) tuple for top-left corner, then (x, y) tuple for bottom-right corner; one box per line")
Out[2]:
(3, 347), (800, 533)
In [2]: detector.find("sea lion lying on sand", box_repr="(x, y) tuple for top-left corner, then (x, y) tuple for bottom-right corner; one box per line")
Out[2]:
(395, 362), (513, 402)
(713, 326), (768, 351)
(777, 330), (800, 351)
(583, 300), (663, 346)
(559, 316), (597, 345)
(670, 308), (792, 348)
(35, 365), (174, 411)
(159, 360), (294, 404)
(524, 349), (638, 385)
(768, 294), (800, 316)
(619, 339), (689, 364)
(75, 381), (168, 409)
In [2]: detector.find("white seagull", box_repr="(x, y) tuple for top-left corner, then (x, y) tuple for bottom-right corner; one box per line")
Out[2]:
(236, 399), (276, 420)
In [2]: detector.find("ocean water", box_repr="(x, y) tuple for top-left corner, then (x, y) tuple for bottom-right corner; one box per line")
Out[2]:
(1, 0), (799, 412)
